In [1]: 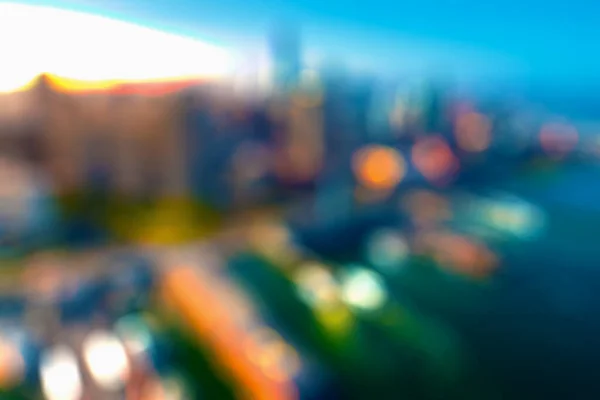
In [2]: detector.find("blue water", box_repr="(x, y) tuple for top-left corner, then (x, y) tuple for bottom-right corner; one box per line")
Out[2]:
(441, 164), (600, 399)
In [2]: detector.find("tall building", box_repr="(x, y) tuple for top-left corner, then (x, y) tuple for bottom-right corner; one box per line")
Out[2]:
(280, 91), (325, 185)
(319, 63), (362, 175)
(422, 81), (452, 136)
(269, 23), (302, 92)
(347, 78), (375, 144)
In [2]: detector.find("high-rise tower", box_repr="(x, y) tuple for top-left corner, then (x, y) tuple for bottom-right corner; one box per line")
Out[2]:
(269, 22), (302, 92)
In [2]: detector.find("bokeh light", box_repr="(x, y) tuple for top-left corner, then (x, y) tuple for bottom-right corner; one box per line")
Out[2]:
(352, 145), (406, 190)
(0, 335), (24, 389)
(455, 111), (492, 152)
(0, 7), (597, 400)
(417, 231), (498, 279)
(82, 330), (130, 391)
(400, 189), (452, 227)
(245, 328), (301, 382)
(40, 345), (83, 400)
(365, 228), (410, 273)
(339, 267), (388, 311)
(411, 136), (459, 185)
(294, 263), (340, 308)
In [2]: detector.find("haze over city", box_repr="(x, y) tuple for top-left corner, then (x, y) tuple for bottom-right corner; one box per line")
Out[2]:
(5, 0), (599, 87)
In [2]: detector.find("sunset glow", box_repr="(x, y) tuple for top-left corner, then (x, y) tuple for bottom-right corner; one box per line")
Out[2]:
(0, 2), (234, 93)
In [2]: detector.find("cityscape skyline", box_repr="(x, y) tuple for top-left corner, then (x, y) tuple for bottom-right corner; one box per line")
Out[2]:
(3, 1), (600, 122)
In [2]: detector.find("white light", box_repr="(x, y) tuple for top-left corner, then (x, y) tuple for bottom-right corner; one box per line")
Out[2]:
(40, 345), (83, 400)
(82, 330), (130, 391)
(0, 3), (234, 92)
(488, 204), (544, 239)
(340, 267), (388, 311)
(480, 195), (546, 240)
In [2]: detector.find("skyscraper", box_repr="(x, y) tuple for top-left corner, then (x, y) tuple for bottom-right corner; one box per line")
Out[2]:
(348, 77), (375, 143)
(269, 22), (302, 92)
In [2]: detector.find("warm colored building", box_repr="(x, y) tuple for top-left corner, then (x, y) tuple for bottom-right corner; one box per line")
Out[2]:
(280, 92), (325, 184)
(0, 82), (46, 162)
(0, 74), (210, 199)
(0, 73), (324, 212)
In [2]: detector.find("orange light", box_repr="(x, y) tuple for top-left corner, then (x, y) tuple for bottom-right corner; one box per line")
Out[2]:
(43, 74), (203, 96)
(539, 123), (578, 157)
(0, 337), (24, 389)
(352, 146), (406, 190)
(417, 231), (498, 279)
(160, 267), (298, 400)
(411, 136), (459, 186)
(455, 111), (492, 152)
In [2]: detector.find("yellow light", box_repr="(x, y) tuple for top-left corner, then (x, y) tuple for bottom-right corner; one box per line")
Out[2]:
(352, 146), (406, 190)
(0, 3), (233, 93)
(315, 305), (354, 335)
(294, 263), (340, 308)
(248, 223), (300, 266)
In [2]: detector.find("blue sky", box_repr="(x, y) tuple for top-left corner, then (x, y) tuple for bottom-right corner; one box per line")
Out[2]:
(11, 0), (600, 86)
